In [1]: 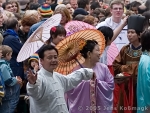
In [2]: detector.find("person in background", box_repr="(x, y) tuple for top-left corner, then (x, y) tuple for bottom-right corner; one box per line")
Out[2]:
(77, 0), (90, 12)
(98, 16), (128, 65)
(18, 13), (39, 44)
(2, 17), (24, 80)
(137, 29), (150, 113)
(129, 1), (141, 14)
(83, 15), (95, 26)
(26, 45), (95, 113)
(63, 1), (74, 16)
(46, 26), (66, 46)
(113, 15), (145, 113)
(0, 45), (22, 113)
(9, 0), (21, 14)
(69, 0), (78, 10)
(96, 0), (129, 51)
(19, 53), (40, 94)
(89, 1), (100, 15)
(54, 7), (71, 26)
(72, 8), (88, 19)
(45, 0), (55, 5)
(98, 26), (113, 65)
(28, 3), (53, 37)
(2, 1), (14, 12)
(73, 14), (85, 21)
(29, 2), (41, 10)
(23, 10), (41, 22)
(28, 53), (39, 74)
(48, 0), (58, 11)
(124, 0), (130, 6)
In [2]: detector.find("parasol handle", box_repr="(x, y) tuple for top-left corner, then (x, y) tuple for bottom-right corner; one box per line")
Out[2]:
(75, 58), (83, 68)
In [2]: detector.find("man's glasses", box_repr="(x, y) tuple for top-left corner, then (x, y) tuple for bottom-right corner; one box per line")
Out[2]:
(112, 8), (123, 11)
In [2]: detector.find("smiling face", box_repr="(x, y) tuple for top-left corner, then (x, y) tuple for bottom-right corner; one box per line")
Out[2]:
(40, 49), (58, 72)
(52, 34), (65, 45)
(12, 2), (18, 13)
(88, 44), (100, 63)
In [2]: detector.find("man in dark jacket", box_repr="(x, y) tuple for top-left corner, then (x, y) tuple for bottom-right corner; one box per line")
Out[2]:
(2, 17), (24, 80)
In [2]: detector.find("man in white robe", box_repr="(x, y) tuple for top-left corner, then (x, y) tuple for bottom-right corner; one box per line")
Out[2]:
(26, 45), (94, 113)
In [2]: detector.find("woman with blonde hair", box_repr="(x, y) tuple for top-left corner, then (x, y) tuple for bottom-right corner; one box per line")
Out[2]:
(9, 0), (20, 14)
(23, 10), (41, 22)
(54, 7), (72, 26)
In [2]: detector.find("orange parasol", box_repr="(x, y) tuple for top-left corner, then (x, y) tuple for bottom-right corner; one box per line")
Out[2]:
(55, 29), (105, 75)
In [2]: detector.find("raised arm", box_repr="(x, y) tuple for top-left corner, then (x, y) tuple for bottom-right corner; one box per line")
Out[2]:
(111, 16), (128, 42)
(57, 68), (94, 92)
(26, 70), (44, 100)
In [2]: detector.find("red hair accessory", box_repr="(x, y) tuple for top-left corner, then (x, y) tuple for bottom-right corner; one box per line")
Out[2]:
(51, 26), (56, 32)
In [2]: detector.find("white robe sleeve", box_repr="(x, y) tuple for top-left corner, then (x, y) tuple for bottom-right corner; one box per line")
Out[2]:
(26, 76), (45, 100)
(56, 68), (93, 92)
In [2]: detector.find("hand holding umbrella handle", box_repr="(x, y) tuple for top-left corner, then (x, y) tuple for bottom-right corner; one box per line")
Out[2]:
(27, 69), (37, 85)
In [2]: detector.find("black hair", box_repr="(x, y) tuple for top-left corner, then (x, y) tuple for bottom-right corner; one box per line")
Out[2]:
(145, 0), (150, 11)
(90, 2), (100, 10)
(128, 30), (141, 42)
(129, 1), (141, 9)
(6, 17), (18, 29)
(2, 2), (11, 9)
(38, 45), (58, 59)
(80, 40), (98, 58)
(97, 26), (113, 45)
(78, 0), (90, 9)
(29, 3), (41, 10)
(141, 29), (150, 52)
(46, 26), (66, 45)
(135, 30), (141, 36)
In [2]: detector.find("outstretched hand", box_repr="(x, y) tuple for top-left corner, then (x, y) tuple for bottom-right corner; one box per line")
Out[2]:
(122, 15), (129, 26)
(16, 76), (23, 88)
(27, 69), (37, 85)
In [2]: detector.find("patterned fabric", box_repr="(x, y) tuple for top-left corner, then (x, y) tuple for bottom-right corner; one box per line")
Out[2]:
(90, 79), (97, 113)
(39, 3), (53, 16)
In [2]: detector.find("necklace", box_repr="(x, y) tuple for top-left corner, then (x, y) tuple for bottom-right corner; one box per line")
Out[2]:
(126, 44), (142, 58)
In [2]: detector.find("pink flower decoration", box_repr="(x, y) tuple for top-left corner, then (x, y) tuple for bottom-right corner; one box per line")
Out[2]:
(51, 27), (56, 32)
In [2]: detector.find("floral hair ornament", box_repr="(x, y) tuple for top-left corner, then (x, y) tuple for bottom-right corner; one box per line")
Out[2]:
(51, 26), (56, 32)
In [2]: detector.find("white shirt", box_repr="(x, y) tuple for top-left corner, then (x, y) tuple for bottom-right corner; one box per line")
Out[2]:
(100, 46), (109, 65)
(27, 67), (93, 113)
(96, 17), (129, 51)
